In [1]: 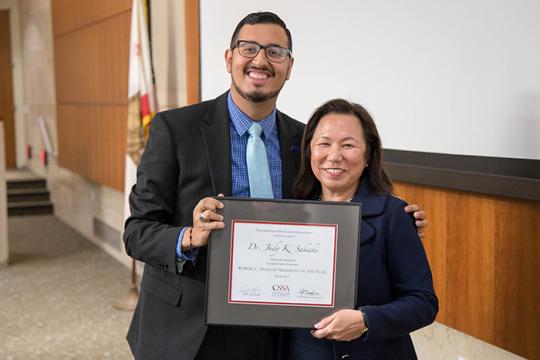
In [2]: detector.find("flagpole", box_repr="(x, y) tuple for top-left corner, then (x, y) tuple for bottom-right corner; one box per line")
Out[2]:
(113, 150), (141, 312)
(114, 0), (156, 312)
(114, 258), (139, 311)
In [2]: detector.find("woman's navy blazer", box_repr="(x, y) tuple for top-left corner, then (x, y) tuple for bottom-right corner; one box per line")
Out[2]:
(287, 183), (438, 360)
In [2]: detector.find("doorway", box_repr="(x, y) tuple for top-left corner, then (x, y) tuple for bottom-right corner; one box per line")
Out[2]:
(0, 10), (16, 168)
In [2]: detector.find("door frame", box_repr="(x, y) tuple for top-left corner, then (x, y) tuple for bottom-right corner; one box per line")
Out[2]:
(0, 0), (25, 168)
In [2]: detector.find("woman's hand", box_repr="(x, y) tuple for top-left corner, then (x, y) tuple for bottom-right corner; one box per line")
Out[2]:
(188, 196), (225, 248)
(310, 309), (366, 342)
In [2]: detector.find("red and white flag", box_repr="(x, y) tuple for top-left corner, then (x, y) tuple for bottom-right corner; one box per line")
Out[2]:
(124, 0), (157, 220)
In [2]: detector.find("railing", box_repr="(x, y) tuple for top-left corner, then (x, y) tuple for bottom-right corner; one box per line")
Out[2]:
(37, 115), (57, 157)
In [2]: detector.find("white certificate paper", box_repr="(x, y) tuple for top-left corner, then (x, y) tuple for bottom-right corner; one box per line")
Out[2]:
(228, 220), (337, 307)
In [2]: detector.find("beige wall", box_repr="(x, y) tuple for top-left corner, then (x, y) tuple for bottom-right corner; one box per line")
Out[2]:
(151, 0), (188, 111)
(18, 0), (56, 176)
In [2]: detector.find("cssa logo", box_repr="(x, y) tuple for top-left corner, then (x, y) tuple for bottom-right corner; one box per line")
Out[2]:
(272, 284), (290, 292)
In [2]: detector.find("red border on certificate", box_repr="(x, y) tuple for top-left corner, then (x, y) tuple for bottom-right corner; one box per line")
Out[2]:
(227, 220), (338, 307)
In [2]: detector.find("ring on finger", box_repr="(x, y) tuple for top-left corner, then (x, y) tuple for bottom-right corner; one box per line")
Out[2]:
(198, 211), (206, 222)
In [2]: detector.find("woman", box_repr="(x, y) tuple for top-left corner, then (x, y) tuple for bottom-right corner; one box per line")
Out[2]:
(285, 99), (438, 359)
(188, 98), (434, 359)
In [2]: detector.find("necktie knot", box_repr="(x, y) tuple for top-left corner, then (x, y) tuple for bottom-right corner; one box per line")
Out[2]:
(248, 122), (263, 138)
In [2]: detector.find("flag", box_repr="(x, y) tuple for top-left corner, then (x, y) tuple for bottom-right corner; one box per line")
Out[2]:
(124, 0), (157, 221)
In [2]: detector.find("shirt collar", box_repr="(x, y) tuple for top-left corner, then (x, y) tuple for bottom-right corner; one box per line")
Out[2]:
(227, 91), (277, 138)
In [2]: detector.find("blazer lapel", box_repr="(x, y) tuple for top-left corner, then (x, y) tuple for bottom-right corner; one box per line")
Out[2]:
(277, 111), (303, 199)
(353, 184), (387, 243)
(200, 92), (232, 196)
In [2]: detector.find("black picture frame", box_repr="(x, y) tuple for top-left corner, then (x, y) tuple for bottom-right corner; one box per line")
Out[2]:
(205, 197), (362, 329)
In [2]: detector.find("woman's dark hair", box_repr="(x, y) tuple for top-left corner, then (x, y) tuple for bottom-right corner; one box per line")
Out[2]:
(294, 99), (393, 199)
(230, 12), (292, 51)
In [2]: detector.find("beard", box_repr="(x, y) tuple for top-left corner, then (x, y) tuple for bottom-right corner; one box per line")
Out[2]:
(231, 64), (285, 103)
(232, 81), (282, 103)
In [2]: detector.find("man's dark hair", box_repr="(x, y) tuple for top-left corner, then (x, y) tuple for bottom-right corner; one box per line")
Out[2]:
(230, 12), (292, 51)
(294, 99), (393, 200)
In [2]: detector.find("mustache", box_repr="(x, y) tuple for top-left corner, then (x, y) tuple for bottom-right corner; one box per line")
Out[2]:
(244, 64), (275, 77)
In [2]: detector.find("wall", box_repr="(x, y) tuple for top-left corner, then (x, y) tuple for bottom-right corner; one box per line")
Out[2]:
(16, 0), (128, 266)
(200, 0), (540, 160)
(0, 0), (26, 168)
(16, 0), (190, 268)
(52, 0), (131, 191)
(51, 0), (194, 191)
(150, 0), (189, 110)
(18, 0), (56, 177)
(0, 9), (16, 168)
(394, 181), (539, 360)
(0, 123), (8, 265)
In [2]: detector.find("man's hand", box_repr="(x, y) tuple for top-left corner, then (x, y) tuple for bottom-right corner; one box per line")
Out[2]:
(187, 196), (225, 248)
(404, 204), (427, 238)
(310, 309), (366, 342)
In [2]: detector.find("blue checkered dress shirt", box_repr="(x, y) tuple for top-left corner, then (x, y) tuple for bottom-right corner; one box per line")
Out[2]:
(227, 92), (282, 199)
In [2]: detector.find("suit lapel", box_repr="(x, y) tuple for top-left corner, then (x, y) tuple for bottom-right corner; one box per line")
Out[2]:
(200, 96), (302, 198)
(277, 111), (303, 199)
(200, 93), (232, 196)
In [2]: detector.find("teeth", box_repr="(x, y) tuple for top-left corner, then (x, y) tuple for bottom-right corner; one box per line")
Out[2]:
(325, 168), (344, 175)
(248, 72), (269, 80)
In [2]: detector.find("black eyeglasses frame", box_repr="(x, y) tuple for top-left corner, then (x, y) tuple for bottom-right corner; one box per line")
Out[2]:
(231, 40), (292, 63)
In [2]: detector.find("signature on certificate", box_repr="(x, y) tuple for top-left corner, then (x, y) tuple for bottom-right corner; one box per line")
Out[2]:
(240, 285), (262, 296)
(298, 288), (321, 298)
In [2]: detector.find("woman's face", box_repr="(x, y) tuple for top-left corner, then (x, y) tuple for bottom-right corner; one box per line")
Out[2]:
(310, 113), (367, 198)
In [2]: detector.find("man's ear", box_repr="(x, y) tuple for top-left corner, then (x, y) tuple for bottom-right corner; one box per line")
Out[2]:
(285, 56), (294, 80)
(225, 49), (233, 73)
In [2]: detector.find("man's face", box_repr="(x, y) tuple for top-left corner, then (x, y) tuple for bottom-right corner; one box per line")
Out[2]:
(225, 23), (294, 104)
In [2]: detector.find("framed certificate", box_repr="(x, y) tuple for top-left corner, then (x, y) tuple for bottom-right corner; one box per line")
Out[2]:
(205, 197), (362, 328)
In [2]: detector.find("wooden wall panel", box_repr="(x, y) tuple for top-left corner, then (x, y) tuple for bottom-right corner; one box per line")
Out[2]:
(0, 11), (16, 168)
(52, 0), (131, 36)
(54, 11), (130, 105)
(52, 1), (130, 191)
(185, 0), (200, 104)
(57, 105), (127, 188)
(493, 199), (540, 357)
(393, 181), (540, 360)
(446, 193), (495, 341)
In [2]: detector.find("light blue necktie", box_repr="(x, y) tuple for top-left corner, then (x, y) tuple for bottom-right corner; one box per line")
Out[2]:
(246, 123), (274, 198)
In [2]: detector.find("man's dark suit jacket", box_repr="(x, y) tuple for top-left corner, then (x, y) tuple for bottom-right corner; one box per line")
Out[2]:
(286, 183), (438, 360)
(123, 92), (305, 359)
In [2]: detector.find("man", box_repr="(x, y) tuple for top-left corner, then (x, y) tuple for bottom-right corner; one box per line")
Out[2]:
(124, 12), (426, 360)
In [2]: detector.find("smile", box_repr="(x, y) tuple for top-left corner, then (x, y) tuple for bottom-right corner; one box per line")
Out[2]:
(323, 168), (346, 175)
(247, 71), (270, 80)
(244, 64), (274, 79)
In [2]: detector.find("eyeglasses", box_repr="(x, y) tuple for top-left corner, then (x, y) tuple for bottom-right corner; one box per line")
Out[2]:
(232, 40), (291, 63)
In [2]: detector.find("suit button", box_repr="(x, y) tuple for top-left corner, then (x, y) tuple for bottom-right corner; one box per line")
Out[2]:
(340, 355), (350, 359)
